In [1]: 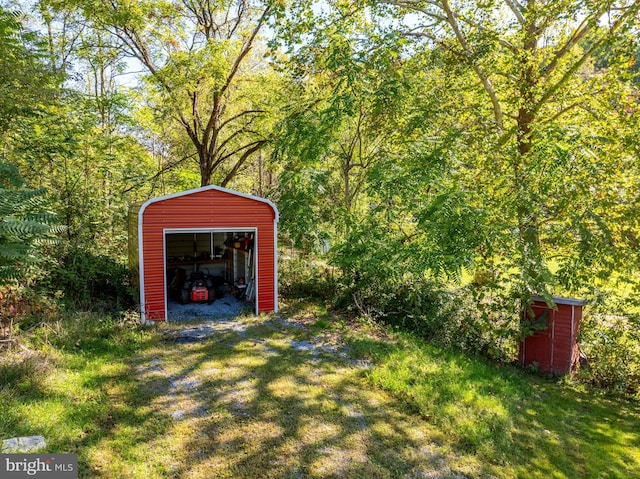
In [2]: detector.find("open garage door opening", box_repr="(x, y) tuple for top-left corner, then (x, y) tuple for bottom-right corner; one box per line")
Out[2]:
(165, 229), (257, 321)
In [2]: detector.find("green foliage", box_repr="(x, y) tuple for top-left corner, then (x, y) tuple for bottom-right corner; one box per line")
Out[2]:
(579, 313), (640, 397)
(0, 6), (63, 285)
(278, 256), (337, 300)
(275, 168), (333, 253)
(0, 6), (59, 133)
(59, 0), (276, 187)
(0, 0), (635, 409)
(40, 246), (136, 311)
(0, 162), (60, 284)
(271, 7), (415, 249)
(332, 268), (518, 359)
(10, 90), (157, 256)
(272, 1), (640, 397)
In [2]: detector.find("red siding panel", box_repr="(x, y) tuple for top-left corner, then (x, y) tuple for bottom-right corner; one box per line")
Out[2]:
(520, 305), (553, 371)
(520, 299), (585, 374)
(139, 186), (277, 321)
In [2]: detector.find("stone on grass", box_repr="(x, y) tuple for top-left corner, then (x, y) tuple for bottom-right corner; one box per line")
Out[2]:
(172, 410), (185, 421)
(1, 435), (46, 453)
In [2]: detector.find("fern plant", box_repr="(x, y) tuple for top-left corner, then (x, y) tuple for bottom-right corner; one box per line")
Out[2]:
(0, 162), (60, 283)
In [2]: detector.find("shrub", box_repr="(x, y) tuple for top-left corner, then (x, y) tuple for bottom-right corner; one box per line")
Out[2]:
(279, 256), (338, 300)
(0, 284), (60, 341)
(39, 246), (135, 311)
(339, 272), (520, 360)
(579, 313), (640, 397)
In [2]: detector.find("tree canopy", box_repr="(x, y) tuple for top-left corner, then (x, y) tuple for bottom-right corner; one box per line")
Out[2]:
(1, 0), (639, 374)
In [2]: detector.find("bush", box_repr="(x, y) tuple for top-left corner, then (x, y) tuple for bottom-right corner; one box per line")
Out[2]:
(0, 284), (60, 341)
(579, 313), (640, 397)
(319, 209), (523, 359)
(339, 272), (520, 360)
(279, 256), (338, 300)
(40, 246), (135, 311)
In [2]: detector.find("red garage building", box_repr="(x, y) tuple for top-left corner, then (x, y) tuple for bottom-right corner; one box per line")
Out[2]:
(129, 185), (279, 323)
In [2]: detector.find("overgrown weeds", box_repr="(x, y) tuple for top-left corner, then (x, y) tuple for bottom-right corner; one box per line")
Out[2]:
(278, 256), (338, 300)
(0, 283), (61, 345)
(39, 245), (136, 311)
(579, 312), (640, 398)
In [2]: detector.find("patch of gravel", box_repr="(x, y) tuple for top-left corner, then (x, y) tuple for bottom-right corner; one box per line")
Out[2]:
(170, 377), (200, 391)
(167, 318), (249, 344)
(268, 316), (306, 330)
(287, 337), (347, 359)
(135, 353), (207, 422)
(342, 403), (367, 429)
(140, 314), (372, 426)
(315, 446), (369, 476)
(170, 402), (209, 421)
(290, 340), (318, 354)
(167, 294), (250, 321)
(217, 379), (256, 416)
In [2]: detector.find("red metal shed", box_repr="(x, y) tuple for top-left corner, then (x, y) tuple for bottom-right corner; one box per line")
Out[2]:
(519, 296), (586, 374)
(128, 185), (278, 323)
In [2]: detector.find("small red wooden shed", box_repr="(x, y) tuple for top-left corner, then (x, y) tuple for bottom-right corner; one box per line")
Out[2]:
(128, 185), (278, 323)
(519, 296), (586, 374)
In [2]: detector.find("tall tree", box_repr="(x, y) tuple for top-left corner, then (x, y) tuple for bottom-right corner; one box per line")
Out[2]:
(0, 6), (61, 282)
(54, 0), (275, 187)
(374, 0), (640, 300)
(272, 6), (416, 249)
(0, 6), (59, 136)
(3, 2), (157, 256)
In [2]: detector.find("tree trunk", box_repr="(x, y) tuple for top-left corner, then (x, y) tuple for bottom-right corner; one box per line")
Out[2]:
(514, 14), (544, 292)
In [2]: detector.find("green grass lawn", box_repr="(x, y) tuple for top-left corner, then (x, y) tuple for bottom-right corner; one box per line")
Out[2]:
(1, 302), (639, 478)
(346, 325), (640, 478)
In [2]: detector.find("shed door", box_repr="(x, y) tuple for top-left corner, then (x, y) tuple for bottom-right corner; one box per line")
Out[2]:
(521, 304), (555, 372)
(164, 229), (257, 320)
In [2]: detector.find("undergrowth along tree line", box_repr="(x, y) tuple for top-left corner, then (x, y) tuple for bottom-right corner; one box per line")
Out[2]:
(0, 0), (639, 396)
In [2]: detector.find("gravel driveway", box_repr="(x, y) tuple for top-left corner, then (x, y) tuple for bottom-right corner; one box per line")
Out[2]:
(130, 312), (469, 479)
